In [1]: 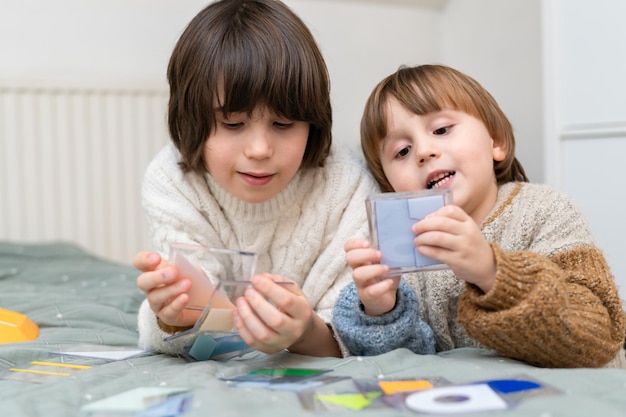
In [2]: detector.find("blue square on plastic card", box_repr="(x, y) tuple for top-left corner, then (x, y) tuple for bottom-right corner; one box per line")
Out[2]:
(366, 189), (452, 275)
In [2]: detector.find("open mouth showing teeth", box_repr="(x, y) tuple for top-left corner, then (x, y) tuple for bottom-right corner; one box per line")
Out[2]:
(427, 172), (455, 189)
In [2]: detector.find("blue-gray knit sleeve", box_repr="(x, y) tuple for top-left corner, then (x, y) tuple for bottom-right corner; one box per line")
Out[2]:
(331, 279), (436, 356)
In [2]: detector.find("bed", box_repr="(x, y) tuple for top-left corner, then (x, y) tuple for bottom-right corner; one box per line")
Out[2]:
(1, 240), (626, 416)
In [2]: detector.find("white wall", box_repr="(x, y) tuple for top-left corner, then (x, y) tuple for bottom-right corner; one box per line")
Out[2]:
(0, 0), (204, 85)
(543, 0), (626, 302)
(441, 0), (543, 182)
(556, 1), (626, 127)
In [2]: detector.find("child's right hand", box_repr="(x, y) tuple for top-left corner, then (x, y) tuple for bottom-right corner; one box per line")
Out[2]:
(133, 251), (197, 328)
(344, 239), (400, 316)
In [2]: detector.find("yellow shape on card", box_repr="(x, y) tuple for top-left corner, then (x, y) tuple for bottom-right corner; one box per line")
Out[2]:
(31, 361), (91, 370)
(379, 380), (433, 395)
(9, 367), (71, 377)
(315, 392), (381, 411)
(0, 308), (39, 343)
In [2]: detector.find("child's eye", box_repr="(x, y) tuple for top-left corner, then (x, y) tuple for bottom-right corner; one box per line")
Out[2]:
(433, 126), (451, 135)
(222, 122), (243, 129)
(273, 121), (293, 129)
(395, 146), (411, 159)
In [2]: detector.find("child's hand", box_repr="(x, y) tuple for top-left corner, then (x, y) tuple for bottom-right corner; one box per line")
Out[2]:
(413, 205), (496, 292)
(133, 251), (197, 328)
(232, 273), (315, 354)
(344, 239), (399, 316)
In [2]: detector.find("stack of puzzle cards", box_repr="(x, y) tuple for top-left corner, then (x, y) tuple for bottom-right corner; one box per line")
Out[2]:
(366, 189), (453, 276)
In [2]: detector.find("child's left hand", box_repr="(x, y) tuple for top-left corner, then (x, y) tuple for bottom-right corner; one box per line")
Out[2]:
(413, 205), (496, 293)
(344, 238), (399, 316)
(232, 273), (315, 354)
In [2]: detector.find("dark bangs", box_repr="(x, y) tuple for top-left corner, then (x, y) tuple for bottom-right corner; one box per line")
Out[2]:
(218, 20), (318, 122)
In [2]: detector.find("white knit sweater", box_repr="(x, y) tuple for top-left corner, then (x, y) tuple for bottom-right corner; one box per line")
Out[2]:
(137, 143), (379, 354)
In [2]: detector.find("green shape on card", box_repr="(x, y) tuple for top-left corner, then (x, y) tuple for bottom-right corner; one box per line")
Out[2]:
(249, 368), (326, 377)
(315, 392), (381, 411)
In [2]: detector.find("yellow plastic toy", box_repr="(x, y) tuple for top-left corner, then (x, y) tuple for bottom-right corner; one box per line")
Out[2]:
(0, 308), (39, 343)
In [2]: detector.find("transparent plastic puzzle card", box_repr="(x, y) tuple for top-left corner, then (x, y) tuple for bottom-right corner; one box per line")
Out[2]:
(298, 378), (385, 412)
(81, 387), (193, 416)
(354, 376), (451, 412)
(220, 368), (341, 391)
(164, 243), (296, 362)
(472, 375), (561, 407)
(403, 375), (560, 414)
(366, 189), (452, 275)
(405, 382), (509, 414)
(163, 243), (258, 344)
(49, 343), (149, 361)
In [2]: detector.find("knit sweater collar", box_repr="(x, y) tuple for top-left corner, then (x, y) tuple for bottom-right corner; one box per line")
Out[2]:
(203, 168), (311, 221)
(481, 181), (523, 228)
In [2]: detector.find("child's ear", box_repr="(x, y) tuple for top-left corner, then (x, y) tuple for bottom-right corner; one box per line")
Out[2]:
(492, 140), (507, 162)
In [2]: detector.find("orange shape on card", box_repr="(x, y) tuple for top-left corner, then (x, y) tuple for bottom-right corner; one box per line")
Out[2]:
(379, 380), (433, 395)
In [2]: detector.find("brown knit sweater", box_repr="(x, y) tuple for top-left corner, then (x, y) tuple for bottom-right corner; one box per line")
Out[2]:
(404, 181), (626, 368)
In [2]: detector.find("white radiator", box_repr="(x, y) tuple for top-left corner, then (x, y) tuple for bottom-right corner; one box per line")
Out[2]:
(0, 83), (170, 264)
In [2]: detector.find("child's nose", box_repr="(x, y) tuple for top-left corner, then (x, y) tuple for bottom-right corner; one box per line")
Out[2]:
(245, 128), (273, 159)
(416, 142), (440, 165)
(418, 153), (437, 165)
